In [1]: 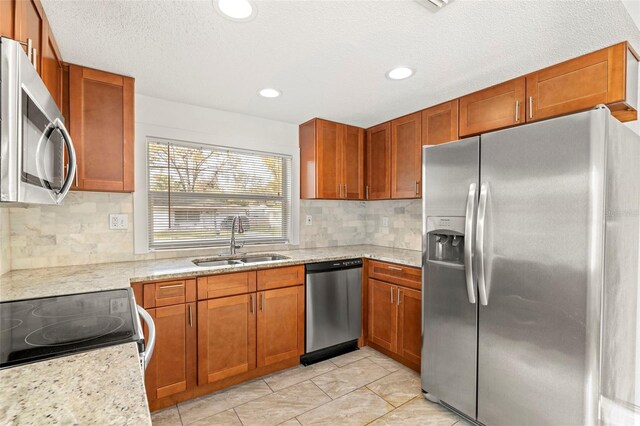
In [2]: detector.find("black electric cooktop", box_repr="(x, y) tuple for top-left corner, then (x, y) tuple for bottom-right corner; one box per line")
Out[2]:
(0, 289), (143, 369)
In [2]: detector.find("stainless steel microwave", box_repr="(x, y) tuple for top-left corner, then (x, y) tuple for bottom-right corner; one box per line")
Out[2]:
(0, 37), (76, 205)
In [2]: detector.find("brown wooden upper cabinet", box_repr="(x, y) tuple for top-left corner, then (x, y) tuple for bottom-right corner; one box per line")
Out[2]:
(459, 77), (526, 137)
(299, 118), (364, 200)
(421, 100), (459, 146)
(68, 65), (135, 192)
(1, 0), (63, 110)
(527, 42), (639, 123)
(391, 112), (421, 199)
(365, 122), (391, 200)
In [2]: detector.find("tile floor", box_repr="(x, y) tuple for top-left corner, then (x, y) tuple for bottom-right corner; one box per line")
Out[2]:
(151, 347), (468, 426)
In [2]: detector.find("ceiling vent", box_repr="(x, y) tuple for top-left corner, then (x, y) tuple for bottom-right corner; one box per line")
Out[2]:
(415, 0), (452, 12)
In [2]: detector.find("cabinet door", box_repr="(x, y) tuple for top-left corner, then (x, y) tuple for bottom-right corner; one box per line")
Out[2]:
(366, 122), (391, 200)
(397, 287), (422, 366)
(198, 294), (256, 385)
(257, 286), (304, 367)
(459, 77), (525, 137)
(1, 0), (16, 38)
(316, 119), (343, 199)
(391, 112), (421, 199)
(526, 43), (633, 122)
(368, 279), (397, 352)
(15, 0), (44, 71)
(421, 100), (459, 146)
(145, 303), (197, 401)
(68, 65), (134, 192)
(41, 22), (63, 109)
(343, 125), (364, 199)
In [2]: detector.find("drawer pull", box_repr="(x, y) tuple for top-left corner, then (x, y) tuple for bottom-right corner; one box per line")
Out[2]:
(390, 287), (394, 304)
(387, 266), (403, 271)
(159, 283), (184, 289)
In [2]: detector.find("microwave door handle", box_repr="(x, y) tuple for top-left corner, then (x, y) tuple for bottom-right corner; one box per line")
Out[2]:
(34, 123), (57, 202)
(55, 118), (76, 203)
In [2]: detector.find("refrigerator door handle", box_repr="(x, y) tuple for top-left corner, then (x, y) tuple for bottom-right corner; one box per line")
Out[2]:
(464, 183), (477, 304)
(476, 183), (489, 305)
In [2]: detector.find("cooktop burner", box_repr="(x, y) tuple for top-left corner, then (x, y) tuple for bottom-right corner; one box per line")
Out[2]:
(0, 289), (143, 369)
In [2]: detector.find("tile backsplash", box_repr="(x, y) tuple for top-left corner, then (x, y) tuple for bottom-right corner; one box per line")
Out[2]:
(4, 192), (421, 271)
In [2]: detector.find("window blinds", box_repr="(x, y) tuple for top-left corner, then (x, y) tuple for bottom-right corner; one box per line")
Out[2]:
(147, 138), (292, 250)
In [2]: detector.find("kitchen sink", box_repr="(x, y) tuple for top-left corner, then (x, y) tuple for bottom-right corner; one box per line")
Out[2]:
(240, 255), (289, 263)
(192, 254), (289, 268)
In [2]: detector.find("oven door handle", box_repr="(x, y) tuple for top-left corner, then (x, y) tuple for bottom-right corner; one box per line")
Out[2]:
(55, 118), (76, 203)
(136, 305), (155, 370)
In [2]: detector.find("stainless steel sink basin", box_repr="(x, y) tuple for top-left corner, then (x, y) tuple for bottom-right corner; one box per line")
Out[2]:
(193, 259), (243, 267)
(192, 254), (289, 268)
(240, 255), (289, 263)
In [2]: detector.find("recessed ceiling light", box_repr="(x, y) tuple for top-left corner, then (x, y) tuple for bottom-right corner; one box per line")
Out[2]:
(386, 67), (414, 80)
(258, 88), (281, 98)
(215, 0), (256, 21)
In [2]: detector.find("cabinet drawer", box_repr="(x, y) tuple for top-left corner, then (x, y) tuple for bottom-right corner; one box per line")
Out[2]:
(257, 265), (305, 291)
(197, 272), (257, 300)
(143, 279), (196, 308)
(368, 260), (421, 291)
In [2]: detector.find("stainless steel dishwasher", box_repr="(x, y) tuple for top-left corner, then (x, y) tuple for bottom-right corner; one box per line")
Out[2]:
(301, 258), (362, 365)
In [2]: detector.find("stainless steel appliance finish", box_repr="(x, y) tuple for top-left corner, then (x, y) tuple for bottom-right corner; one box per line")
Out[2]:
(305, 259), (362, 355)
(0, 37), (76, 205)
(421, 107), (640, 425)
(421, 137), (479, 419)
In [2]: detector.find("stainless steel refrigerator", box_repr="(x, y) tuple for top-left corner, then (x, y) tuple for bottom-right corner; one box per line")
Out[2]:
(421, 107), (640, 425)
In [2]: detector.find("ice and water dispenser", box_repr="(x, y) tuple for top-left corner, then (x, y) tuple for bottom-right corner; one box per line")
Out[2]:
(425, 217), (466, 265)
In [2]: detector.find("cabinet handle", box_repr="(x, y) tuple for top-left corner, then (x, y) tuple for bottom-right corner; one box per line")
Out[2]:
(344, 183), (348, 198)
(159, 283), (184, 289)
(415, 181), (419, 196)
(390, 287), (394, 304)
(32, 48), (37, 71)
(260, 293), (265, 312)
(249, 294), (254, 314)
(338, 184), (342, 198)
(366, 185), (369, 200)
(529, 96), (533, 119)
(75, 164), (79, 187)
(397, 288), (401, 305)
(515, 100), (520, 123)
(388, 266), (403, 271)
(188, 305), (193, 327)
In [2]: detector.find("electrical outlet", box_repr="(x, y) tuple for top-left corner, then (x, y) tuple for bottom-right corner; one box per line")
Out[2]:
(305, 215), (313, 226)
(382, 216), (389, 227)
(109, 214), (128, 230)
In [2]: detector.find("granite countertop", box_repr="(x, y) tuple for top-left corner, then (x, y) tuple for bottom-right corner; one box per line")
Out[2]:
(0, 244), (422, 302)
(0, 244), (420, 425)
(0, 343), (151, 426)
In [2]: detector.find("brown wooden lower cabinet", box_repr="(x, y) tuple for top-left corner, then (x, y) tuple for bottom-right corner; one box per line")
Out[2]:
(257, 286), (305, 367)
(368, 279), (398, 352)
(366, 264), (422, 371)
(397, 287), (422, 366)
(141, 267), (306, 411)
(145, 302), (197, 402)
(197, 294), (256, 385)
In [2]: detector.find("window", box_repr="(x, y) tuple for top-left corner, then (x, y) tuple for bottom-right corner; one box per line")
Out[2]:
(147, 138), (292, 249)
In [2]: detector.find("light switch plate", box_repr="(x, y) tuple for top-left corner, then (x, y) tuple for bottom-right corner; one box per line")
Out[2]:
(109, 214), (129, 230)
(305, 215), (313, 226)
(382, 217), (389, 227)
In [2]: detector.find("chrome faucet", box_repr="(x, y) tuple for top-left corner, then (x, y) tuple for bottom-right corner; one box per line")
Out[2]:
(230, 215), (245, 255)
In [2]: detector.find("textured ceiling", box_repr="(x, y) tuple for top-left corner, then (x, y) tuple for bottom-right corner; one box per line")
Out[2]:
(42, 0), (640, 128)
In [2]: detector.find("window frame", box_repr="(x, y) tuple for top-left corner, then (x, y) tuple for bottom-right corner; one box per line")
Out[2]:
(146, 137), (293, 250)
